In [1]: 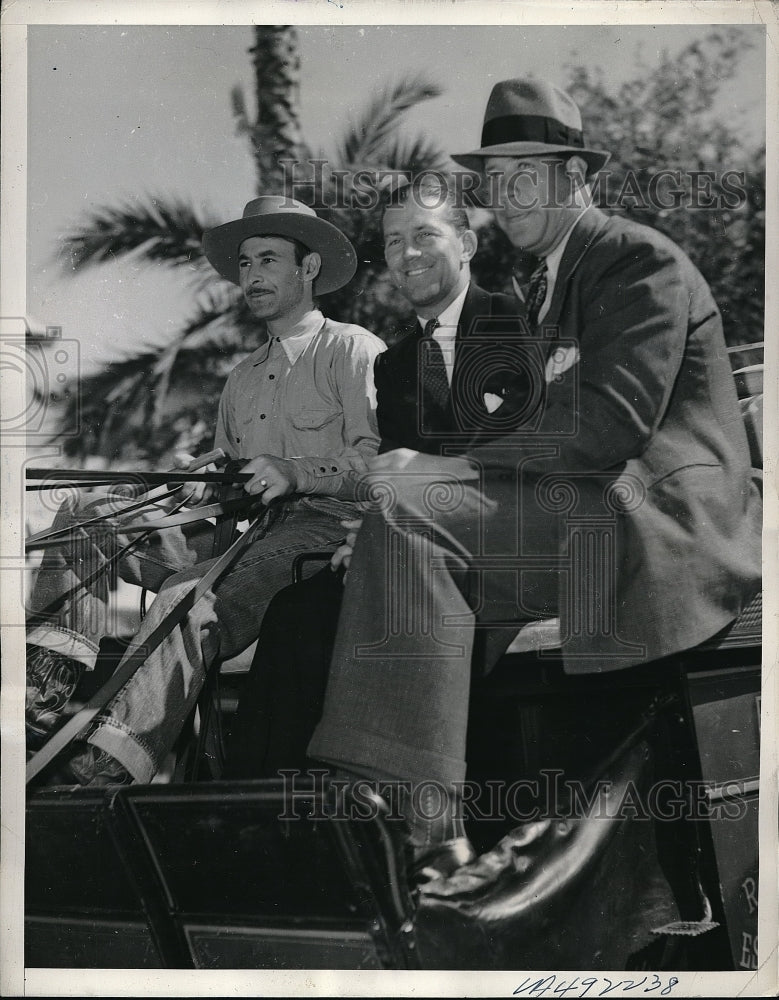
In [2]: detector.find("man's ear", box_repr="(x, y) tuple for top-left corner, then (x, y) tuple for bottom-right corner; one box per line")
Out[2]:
(460, 229), (478, 263)
(302, 251), (322, 284)
(564, 155), (589, 191)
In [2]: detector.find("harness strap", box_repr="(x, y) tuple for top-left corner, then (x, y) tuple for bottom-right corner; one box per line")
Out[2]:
(26, 492), (196, 629)
(26, 496), (258, 551)
(25, 486), (183, 547)
(25, 511), (265, 784)
(26, 468), (253, 486)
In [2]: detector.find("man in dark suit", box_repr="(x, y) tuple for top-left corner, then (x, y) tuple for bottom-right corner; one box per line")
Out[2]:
(306, 78), (762, 881)
(224, 178), (525, 793)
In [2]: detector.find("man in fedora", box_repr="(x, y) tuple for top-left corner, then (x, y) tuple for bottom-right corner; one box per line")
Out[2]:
(304, 78), (762, 882)
(26, 196), (385, 785)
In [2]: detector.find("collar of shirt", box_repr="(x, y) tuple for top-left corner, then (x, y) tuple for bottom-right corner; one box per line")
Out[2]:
(537, 206), (591, 321)
(250, 309), (326, 367)
(415, 282), (469, 336)
(416, 283), (469, 385)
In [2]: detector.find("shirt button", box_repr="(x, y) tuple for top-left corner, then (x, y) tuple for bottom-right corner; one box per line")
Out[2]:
(268, 374), (275, 380)
(260, 414), (266, 420)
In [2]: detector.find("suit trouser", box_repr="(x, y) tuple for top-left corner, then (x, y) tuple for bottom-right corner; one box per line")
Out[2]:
(224, 566), (344, 778)
(308, 473), (561, 790)
(27, 491), (351, 781)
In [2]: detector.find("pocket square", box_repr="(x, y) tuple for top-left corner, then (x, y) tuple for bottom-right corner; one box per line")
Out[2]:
(545, 344), (579, 383)
(483, 392), (505, 414)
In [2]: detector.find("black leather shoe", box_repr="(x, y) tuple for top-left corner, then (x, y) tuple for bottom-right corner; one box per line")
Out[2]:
(411, 836), (476, 885)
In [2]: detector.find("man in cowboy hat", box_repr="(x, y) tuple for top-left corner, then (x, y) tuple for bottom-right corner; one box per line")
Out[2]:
(303, 78), (762, 882)
(26, 196), (385, 785)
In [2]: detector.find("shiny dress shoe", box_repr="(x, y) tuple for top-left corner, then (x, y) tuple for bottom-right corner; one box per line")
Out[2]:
(411, 837), (477, 886)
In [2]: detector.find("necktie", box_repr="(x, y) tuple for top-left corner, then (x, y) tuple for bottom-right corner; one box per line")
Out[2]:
(524, 260), (548, 329)
(421, 318), (450, 412)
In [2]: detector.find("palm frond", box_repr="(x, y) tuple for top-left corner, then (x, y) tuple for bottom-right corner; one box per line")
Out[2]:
(62, 197), (219, 272)
(376, 135), (450, 175)
(172, 286), (264, 357)
(335, 75), (443, 167)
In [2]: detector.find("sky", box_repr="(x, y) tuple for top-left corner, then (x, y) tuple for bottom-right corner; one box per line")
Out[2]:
(24, 22), (766, 377)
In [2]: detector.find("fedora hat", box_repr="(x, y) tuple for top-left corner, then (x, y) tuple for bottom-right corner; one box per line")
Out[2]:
(452, 78), (610, 176)
(203, 196), (357, 295)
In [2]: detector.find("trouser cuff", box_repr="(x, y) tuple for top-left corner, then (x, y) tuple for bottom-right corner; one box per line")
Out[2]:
(26, 626), (101, 671)
(309, 723), (466, 789)
(88, 722), (156, 783)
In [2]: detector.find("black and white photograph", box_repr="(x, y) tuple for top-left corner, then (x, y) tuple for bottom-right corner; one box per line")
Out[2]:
(1, 1), (777, 996)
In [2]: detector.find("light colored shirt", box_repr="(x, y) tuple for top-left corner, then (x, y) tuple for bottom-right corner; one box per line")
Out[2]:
(538, 207), (591, 322)
(214, 309), (385, 498)
(415, 283), (469, 386)
(511, 208), (591, 323)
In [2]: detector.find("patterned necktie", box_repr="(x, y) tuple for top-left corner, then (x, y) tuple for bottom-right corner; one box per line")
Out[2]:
(524, 260), (548, 329)
(421, 317), (450, 412)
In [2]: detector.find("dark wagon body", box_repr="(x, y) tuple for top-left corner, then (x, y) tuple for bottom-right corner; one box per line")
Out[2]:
(25, 595), (762, 972)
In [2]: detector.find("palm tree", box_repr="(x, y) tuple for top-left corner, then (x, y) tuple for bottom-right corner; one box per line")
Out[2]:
(232, 25), (309, 195)
(53, 27), (449, 464)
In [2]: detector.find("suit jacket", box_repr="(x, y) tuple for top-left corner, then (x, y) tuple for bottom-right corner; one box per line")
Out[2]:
(467, 207), (762, 672)
(375, 282), (530, 456)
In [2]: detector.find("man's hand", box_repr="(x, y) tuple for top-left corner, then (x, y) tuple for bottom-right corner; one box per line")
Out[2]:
(365, 448), (480, 481)
(172, 452), (218, 506)
(243, 455), (299, 503)
(330, 517), (363, 575)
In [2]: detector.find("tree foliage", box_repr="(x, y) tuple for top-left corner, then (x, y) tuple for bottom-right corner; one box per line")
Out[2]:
(45, 27), (764, 464)
(563, 30), (764, 352)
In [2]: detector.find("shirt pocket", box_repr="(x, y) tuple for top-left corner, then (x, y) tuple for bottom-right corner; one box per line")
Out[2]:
(291, 407), (341, 431)
(289, 406), (345, 457)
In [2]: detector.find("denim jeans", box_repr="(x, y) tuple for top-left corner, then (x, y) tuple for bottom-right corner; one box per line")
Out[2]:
(27, 489), (350, 781)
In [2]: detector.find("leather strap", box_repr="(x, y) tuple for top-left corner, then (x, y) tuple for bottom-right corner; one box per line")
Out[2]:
(25, 511), (265, 783)
(26, 496), (257, 550)
(25, 487), (182, 547)
(26, 467), (252, 486)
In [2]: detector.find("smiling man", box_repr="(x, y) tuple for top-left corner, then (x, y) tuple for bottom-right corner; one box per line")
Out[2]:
(305, 78), (763, 885)
(26, 196), (385, 785)
(223, 178), (529, 816)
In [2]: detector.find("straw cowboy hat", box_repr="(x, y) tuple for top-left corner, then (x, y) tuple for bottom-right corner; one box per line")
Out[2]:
(203, 196), (358, 295)
(452, 78), (610, 176)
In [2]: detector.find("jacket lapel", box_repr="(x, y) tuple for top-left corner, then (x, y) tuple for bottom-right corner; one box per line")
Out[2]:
(543, 208), (610, 330)
(456, 282), (492, 342)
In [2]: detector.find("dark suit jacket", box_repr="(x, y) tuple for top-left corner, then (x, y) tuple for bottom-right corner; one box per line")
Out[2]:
(375, 282), (529, 456)
(467, 208), (761, 672)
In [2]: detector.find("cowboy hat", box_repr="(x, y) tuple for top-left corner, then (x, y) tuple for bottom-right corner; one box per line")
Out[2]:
(452, 78), (610, 176)
(203, 196), (357, 295)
